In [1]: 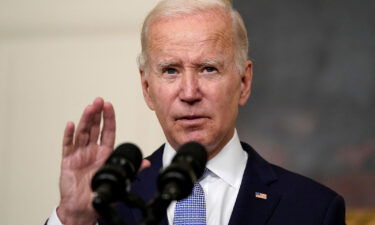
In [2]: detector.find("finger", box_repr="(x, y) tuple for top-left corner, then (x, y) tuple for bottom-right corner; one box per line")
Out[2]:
(89, 98), (105, 144)
(100, 101), (116, 148)
(62, 121), (75, 156)
(139, 159), (151, 172)
(74, 104), (95, 147)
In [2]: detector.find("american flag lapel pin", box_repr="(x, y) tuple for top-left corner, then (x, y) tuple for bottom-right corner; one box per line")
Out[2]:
(255, 192), (267, 200)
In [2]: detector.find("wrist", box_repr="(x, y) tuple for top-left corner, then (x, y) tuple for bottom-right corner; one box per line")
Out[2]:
(57, 204), (97, 225)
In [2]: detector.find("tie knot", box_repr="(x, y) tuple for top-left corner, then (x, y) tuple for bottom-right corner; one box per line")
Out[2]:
(192, 182), (205, 197)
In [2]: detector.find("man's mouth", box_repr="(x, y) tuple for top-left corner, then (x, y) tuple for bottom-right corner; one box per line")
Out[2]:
(175, 115), (209, 126)
(177, 115), (206, 120)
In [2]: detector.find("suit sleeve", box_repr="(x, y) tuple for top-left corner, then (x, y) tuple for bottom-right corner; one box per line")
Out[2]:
(322, 194), (346, 225)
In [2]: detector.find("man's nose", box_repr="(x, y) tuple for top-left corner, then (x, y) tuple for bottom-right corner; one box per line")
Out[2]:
(179, 72), (202, 104)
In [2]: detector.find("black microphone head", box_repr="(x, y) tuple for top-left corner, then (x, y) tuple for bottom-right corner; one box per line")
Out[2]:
(91, 142), (143, 205)
(109, 142), (143, 173)
(157, 141), (207, 200)
(173, 141), (208, 180)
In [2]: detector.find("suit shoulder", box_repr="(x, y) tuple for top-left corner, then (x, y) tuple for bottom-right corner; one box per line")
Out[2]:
(270, 163), (342, 201)
(267, 164), (346, 223)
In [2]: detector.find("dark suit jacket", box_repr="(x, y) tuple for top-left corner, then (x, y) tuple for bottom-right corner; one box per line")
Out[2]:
(100, 142), (346, 225)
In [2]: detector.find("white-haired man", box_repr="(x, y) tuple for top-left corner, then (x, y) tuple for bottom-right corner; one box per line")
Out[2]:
(47, 0), (345, 224)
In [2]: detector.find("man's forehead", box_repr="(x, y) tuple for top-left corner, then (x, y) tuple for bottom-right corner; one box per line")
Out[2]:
(148, 9), (232, 42)
(147, 38), (233, 66)
(151, 33), (231, 50)
(147, 14), (234, 54)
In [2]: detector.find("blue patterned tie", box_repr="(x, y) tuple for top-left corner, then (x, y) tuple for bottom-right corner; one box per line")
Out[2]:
(173, 181), (206, 225)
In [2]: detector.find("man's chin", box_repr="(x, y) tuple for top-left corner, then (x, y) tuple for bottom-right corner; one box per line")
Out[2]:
(174, 132), (213, 149)
(171, 133), (225, 159)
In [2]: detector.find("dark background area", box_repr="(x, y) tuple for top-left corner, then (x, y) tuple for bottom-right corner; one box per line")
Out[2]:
(234, 0), (375, 208)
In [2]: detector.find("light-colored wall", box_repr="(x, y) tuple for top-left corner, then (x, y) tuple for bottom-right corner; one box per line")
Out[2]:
(0, 1), (163, 224)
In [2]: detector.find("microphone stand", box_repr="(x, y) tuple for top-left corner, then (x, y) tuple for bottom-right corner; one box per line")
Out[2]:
(93, 190), (148, 225)
(140, 182), (182, 225)
(93, 192), (126, 225)
(93, 183), (179, 225)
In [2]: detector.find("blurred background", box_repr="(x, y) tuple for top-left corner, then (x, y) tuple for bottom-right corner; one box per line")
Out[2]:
(0, 0), (373, 224)
(0, 1), (162, 224)
(234, 0), (375, 224)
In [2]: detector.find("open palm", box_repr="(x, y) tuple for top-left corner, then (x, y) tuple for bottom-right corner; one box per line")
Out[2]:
(58, 98), (115, 225)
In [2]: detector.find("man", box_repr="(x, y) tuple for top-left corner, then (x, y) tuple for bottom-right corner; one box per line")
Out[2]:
(47, 0), (346, 224)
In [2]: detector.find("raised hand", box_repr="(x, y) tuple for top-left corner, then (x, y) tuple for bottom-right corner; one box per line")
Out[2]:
(57, 97), (116, 225)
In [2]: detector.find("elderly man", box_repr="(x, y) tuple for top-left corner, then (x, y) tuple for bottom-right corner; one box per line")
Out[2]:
(47, 0), (345, 224)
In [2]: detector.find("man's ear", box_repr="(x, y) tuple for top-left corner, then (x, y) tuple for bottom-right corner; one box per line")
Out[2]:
(140, 69), (155, 111)
(238, 60), (253, 106)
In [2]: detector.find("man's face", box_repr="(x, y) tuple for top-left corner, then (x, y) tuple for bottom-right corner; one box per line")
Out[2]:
(141, 9), (252, 158)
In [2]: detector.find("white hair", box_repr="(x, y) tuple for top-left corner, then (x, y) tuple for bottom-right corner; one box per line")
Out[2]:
(137, 0), (249, 75)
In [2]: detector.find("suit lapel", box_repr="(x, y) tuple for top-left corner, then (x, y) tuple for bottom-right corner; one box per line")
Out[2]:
(228, 143), (281, 225)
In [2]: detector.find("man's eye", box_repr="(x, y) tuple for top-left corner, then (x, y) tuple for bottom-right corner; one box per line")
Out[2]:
(164, 68), (177, 74)
(203, 67), (217, 73)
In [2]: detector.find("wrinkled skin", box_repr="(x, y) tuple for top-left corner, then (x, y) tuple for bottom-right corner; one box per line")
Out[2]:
(141, 9), (252, 159)
(57, 98), (150, 225)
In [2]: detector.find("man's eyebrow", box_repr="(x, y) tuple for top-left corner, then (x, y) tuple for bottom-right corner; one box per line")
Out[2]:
(157, 59), (224, 69)
(157, 61), (180, 68)
(196, 60), (224, 68)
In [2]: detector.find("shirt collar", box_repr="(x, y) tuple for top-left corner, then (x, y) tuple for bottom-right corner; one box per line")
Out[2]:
(162, 129), (247, 189)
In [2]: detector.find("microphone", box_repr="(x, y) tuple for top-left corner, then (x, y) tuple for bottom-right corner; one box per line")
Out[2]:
(157, 141), (208, 201)
(140, 142), (208, 225)
(91, 143), (143, 207)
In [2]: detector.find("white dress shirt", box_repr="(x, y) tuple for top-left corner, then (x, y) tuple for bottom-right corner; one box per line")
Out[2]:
(48, 130), (248, 225)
